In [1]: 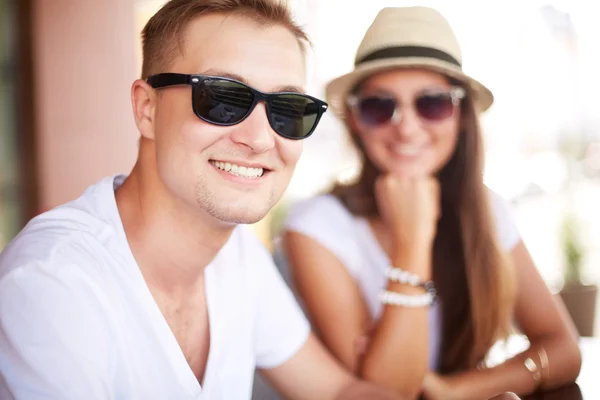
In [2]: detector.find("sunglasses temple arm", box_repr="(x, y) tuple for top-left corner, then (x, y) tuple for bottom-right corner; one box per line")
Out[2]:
(147, 73), (192, 88)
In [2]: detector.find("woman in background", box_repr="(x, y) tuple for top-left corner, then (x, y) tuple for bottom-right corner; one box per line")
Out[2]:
(283, 7), (581, 400)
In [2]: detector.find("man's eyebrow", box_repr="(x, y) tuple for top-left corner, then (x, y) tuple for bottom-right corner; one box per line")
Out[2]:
(200, 69), (306, 94)
(276, 85), (305, 94)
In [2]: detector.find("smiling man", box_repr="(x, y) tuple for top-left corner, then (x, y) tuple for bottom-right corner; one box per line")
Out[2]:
(0, 1), (400, 399)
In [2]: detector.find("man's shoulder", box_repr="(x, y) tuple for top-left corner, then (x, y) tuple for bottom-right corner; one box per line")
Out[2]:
(0, 176), (122, 282)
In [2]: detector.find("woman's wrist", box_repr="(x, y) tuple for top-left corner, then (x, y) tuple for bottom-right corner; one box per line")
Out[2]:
(392, 228), (436, 250)
(391, 245), (433, 281)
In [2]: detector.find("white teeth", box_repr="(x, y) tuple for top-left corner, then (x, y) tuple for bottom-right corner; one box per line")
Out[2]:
(211, 161), (264, 178)
(394, 145), (421, 156)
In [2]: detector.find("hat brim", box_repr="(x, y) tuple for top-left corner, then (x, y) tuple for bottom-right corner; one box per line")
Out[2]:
(325, 58), (494, 119)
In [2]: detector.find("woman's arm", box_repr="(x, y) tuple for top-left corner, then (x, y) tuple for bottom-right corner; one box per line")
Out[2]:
(284, 230), (432, 400)
(422, 240), (582, 400)
(285, 177), (439, 399)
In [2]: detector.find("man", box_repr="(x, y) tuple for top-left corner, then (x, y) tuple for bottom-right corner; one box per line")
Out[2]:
(0, 0), (402, 399)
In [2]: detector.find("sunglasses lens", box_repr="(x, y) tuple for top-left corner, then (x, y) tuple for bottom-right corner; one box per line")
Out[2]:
(415, 93), (455, 121)
(193, 79), (254, 124)
(269, 95), (320, 139)
(192, 77), (323, 139)
(357, 97), (396, 126)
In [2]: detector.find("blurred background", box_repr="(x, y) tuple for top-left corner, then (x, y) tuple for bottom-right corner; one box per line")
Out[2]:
(0, 0), (598, 336)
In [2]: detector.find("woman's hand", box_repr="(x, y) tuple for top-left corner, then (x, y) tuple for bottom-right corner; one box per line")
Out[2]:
(375, 175), (440, 278)
(375, 175), (440, 247)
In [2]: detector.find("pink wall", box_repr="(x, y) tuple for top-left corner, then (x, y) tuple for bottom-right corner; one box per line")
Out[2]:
(33, 0), (139, 210)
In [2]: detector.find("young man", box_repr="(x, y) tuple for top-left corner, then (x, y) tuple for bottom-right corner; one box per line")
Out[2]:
(0, 1), (402, 399)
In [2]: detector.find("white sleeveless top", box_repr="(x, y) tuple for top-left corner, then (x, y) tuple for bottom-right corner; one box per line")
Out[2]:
(283, 189), (520, 370)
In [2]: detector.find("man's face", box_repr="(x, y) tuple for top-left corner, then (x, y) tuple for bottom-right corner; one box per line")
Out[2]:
(149, 14), (305, 224)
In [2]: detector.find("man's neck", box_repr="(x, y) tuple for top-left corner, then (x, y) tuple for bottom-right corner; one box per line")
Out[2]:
(115, 164), (234, 297)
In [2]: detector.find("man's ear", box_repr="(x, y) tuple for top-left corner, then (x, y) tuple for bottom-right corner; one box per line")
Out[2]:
(131, 79), (157, 140)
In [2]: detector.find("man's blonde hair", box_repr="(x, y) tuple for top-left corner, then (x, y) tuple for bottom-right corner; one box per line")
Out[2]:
(140, 0), (310, 78)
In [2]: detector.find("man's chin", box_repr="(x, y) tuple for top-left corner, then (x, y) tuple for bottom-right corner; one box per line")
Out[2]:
(217, 213), (266, 226)
(209, 204), (271, 226)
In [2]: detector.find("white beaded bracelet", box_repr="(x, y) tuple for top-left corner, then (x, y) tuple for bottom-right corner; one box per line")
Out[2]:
(379, 290), (435, 307)
(385, 266), (437, 298)
(384, 266), (425, 287)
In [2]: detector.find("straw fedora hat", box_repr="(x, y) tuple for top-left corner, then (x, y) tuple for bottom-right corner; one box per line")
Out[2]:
(325, 7), (494, 118)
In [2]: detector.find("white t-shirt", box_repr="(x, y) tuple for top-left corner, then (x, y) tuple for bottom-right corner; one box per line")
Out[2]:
(0, 175), (310, 400)
(283, 190), (520, 370)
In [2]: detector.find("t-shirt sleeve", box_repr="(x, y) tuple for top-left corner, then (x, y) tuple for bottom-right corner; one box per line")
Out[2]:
(242, 229), (310, 370)
(488, 189), (521, 251)
(283, 195), (362, 279)
(0, 264), (114, 400)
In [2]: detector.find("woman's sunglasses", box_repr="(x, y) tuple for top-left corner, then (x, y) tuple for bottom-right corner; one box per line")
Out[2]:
(146, 73), (328, 140)
(347, 86), (466, 127)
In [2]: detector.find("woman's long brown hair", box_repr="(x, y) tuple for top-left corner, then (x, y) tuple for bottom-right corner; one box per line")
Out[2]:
(331, 84), (516, 372)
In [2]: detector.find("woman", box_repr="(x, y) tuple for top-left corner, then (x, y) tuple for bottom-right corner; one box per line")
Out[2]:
(282, 7), (581, 400)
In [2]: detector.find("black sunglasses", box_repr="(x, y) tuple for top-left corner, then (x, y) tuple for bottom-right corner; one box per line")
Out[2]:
(347, 86), (466, 127)
(146, 73), (328, 140)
